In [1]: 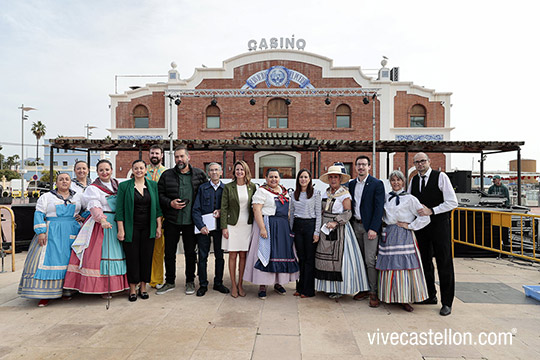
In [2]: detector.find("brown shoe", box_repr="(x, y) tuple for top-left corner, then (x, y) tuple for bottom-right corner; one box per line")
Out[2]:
(369, 293), (380, 308)
(353, 291), (369, 301)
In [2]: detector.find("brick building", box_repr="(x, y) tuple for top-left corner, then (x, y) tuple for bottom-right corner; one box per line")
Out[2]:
(109, 49), (452, 179)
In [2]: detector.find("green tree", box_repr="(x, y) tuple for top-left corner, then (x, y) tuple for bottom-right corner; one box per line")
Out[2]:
(31, 121), (46, 165)
(5, 155), (20, 169)
(40, 170), (57, 183)
(0, 169), (22, 181)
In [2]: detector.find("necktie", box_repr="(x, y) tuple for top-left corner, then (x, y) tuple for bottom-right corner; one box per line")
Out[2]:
(421, 175), (426, 193)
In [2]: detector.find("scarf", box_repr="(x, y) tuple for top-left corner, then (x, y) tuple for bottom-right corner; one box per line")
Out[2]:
(92, 178), (119, 195)
(325, 186), (349, 211)
(389, 190), (408, 206)
(261, 184), (289, 204)
(71, 177), (91, 190)
(50, 189), (76, 204)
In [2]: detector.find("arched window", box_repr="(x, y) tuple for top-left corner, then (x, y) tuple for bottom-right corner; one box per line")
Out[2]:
(267, 98), (288, 128)
(206, 105), (220, 129)
(133, 105), (149, 128)
(259, 154), (296, 178)
(336, 104), (351, 128)
(410, 104), (426, 127)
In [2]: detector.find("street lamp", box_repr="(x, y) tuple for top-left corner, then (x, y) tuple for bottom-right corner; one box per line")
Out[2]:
(85, 124), (98, 139)
(19, 104), (37, 198)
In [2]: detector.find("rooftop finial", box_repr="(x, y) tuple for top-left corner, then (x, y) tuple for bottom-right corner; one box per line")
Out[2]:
(381, 56), (388, 68)
(171, 61), (177, 69)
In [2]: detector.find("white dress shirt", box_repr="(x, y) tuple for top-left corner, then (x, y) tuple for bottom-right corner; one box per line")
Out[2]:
(354, 177), (366, 220)
(408, 168), (458, 215)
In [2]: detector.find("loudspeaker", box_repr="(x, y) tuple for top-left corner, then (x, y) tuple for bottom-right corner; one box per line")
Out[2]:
(447, 170), (472, 193)
(12, 203), (36, 252)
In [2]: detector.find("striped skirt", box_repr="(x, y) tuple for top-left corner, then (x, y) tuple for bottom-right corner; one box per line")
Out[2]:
(377, 230), (428, 303)
(18, 235), (65, 299)
(315, 222), (369, 295)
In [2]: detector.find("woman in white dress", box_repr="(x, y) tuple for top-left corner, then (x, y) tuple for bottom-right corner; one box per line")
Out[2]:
(221, 160), (257, 298)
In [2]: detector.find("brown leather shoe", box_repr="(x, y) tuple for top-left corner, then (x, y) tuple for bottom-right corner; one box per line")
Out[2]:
(353, 291), (369, 301)
(369, 293), (380, 308)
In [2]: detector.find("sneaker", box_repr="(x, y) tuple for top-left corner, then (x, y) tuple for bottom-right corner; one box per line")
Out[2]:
(156, 283), (175, 295)
(185, 282), (196, 295)
(155, 283), (165, 290)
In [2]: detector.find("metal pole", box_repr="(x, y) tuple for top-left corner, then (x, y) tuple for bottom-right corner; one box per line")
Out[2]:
(386, 152), (391, 179)
(517, 148), (522, 206)
(480, 151), (484, 192)
(222, 150), (227, 178)
(317, 148), (321, 178)
(372, 96), (376, 178)
(49, 144), (54, 190)
(404, 149), (409, 191)
(169, 98), (174, 167)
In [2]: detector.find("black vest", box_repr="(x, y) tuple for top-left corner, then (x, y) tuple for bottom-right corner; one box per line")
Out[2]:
(411, 170), (445, 210)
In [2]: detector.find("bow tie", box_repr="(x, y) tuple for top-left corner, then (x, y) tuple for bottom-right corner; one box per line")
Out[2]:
(389, 191), (406, 205)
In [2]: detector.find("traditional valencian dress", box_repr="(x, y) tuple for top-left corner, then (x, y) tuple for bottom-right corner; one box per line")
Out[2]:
(315, 186), (369, 295)
(18, 190), (83, 299)
(376, 190), (429, 303)
(243, 185), (299, 285)
(63, 178), (128, 294)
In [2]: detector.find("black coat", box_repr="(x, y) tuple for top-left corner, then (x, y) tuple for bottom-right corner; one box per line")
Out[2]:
(158, 164), (208, 221)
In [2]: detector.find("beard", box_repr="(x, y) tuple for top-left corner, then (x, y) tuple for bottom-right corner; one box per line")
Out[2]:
(150, 157), (161, 165)
(176, 161), (186, 170)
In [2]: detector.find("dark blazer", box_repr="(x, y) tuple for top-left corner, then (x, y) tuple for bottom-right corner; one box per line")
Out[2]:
(192, 181), (224, 231)
(220, 181), (257, 228)
(115, 178), (162, 243)
(158, 164), (208, 221)
(348, 175), (385, 233)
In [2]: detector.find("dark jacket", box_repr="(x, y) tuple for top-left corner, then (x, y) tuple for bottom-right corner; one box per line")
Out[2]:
(220, 181), (257, 228)
(115, 178), (162, 243)
(158, 164), (208, 222)
(192, 181), (224, 231)
(348, 175), (385, 233)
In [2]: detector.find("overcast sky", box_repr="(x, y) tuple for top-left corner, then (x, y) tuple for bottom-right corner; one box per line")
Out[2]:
(1, 0), (538, 173)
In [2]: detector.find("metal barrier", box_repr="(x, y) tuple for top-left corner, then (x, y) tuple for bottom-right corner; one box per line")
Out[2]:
(451, 207), (540, 263)
(0, 206), (16, 272)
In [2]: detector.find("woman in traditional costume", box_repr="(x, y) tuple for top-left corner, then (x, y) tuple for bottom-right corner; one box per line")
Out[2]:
(63, 160), (128, 297)
(70, 160), (91, 195)
(116, 160), (162, 301)
(243, 168), (299, 299)
(376, 170), (430, 312)
(221, 160), (257, 298)
(18, 173), (84, 307)
(315, 163), (369, 299)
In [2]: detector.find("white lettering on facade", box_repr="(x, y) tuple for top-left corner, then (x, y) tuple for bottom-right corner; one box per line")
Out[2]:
(247, 36), (306, 51)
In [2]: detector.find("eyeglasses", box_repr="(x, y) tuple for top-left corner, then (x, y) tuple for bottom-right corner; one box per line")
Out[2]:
(413, 159), (428, 165)
(356, 163), (369, 167)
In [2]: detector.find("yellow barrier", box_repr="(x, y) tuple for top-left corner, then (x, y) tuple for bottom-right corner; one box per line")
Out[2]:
(0, 206), (16, 272)
(451, 207), (540, 263)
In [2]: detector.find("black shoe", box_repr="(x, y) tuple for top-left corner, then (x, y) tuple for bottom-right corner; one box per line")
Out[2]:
(196, 286), (208, 297)
(138, 289), (149, 300)
(415, 296), (437, 305)
(440, 305), (452, 316)
(213, 284), (230, 294)
(128, 293), (137, 302)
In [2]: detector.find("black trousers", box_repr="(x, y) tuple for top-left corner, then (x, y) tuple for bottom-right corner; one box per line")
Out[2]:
(163, 221), (197, 285)
(197, 230), (224, 288)
(415, 214), (455, 307)
(123, 226), (155, 284)
(293, 218), (317, 297)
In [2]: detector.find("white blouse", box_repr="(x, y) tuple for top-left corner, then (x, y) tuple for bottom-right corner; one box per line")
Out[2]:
(35, 191), (83, 217)
(383, 191), (430, 231)
(321, 191), (351, 214)
(69, 182), (88, 209)
(252, 187), (289, 216)
(84, 182), (114, 212)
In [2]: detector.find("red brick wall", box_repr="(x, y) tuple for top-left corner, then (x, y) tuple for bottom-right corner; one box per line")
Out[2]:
(116, 92), (165, 129)
(393, 91), (445, 128)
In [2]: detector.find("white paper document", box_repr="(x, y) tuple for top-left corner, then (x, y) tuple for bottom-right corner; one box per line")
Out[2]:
(195, 213), (217, 234)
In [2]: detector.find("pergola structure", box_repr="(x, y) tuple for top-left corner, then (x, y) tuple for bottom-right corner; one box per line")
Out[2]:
(48, 136), (525, 204)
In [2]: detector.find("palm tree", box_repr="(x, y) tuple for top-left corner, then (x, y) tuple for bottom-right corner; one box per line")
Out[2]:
(31, 121), (46, 165)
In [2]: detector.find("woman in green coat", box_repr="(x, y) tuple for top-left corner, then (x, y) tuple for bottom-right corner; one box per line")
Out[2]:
(116, 160), (162, 301)
(221, 160), (257, 298)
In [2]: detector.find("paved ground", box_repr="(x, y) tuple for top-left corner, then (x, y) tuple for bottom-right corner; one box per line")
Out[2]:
(1, 251), (539, 360)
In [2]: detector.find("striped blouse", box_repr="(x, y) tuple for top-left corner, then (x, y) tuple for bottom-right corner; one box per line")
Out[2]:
(289, 190), (322, 235)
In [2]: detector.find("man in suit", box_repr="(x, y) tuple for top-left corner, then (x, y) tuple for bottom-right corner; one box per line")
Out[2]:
(409, 152), (458, 316)
(348, 155), (385, 307)
(192, 163), (230, 297)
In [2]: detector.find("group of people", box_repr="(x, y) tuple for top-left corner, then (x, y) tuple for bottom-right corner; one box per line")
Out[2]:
(18, 146), (458, 316)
